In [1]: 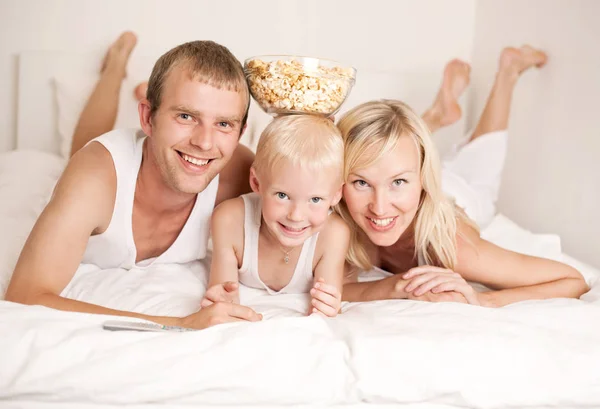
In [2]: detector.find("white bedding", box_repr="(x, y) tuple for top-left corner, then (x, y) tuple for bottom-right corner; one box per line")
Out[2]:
(1, 150), (600, 408)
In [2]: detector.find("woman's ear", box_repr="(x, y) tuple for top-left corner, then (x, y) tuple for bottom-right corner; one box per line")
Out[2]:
(249, 167), (261, 193)
(138, 99), (153, 137)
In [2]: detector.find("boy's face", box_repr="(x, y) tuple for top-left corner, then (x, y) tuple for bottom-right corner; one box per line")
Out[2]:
(251, 161), (342, 248)
(140, 64), (247, 194)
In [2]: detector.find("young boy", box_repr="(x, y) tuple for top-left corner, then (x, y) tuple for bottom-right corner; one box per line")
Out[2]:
(201, 115), (349, 316)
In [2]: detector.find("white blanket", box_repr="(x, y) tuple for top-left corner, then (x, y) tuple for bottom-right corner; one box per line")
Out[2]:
(1, 150), (600, 408)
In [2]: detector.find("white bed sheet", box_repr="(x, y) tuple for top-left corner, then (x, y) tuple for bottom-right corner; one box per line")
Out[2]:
(1, 150), (599, 408)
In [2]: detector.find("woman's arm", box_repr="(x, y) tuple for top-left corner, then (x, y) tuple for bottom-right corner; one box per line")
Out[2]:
(455, 220), (589, 307)
(342, 272), (409, 302)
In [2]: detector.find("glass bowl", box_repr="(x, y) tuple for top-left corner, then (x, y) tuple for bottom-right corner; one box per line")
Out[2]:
(244, 55), (356, 117)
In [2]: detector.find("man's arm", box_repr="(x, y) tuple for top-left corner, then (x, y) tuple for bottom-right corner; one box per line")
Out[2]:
(6, 142), (116, 306)
(215, 143), (254, 205)
(5, 142), (262, 329)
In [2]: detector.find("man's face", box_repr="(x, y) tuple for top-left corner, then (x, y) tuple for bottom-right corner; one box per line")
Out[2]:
(143, 65), (247, 194)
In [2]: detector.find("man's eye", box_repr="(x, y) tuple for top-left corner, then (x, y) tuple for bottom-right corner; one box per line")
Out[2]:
(311, 197), (322, 204)
(179, 113), (192, 121)
(276, 192), (288, 200)
(218, 121), (231, 128)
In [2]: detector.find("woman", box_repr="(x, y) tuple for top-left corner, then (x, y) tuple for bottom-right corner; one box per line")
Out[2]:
(337, 46), (589, 307)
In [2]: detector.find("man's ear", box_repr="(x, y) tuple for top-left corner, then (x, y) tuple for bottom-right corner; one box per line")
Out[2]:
(331, 184), (344, 206)
(239, 123), (247, 140)
(139, 99), (153, 136)
(249, 167), (261, 193)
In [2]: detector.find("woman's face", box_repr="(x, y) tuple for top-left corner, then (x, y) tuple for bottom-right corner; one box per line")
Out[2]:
(343, 136), (423, 247)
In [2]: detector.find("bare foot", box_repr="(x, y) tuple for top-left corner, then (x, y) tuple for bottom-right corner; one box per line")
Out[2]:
(426, 59), (471, 129)
(498, 45), (548, 79)
(134, 81), (148, 101)
(100, 31), (138, 78)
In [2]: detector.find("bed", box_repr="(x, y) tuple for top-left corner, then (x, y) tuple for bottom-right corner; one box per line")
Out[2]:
(1, 52), (599, 408)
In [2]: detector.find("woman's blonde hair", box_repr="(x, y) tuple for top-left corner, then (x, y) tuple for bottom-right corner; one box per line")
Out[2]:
(253, 115), (344, 182)
(336, 99), (476, 271)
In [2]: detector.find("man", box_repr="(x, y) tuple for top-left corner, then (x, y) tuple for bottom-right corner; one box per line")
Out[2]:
(5, 38), (262, 329)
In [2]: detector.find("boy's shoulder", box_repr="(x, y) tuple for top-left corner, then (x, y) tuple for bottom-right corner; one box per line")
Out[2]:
(318, 212), (350, 243)
(211, 196), (246, 228)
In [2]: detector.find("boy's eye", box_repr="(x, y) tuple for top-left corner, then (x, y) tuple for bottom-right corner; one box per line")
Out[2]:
(276, 192), (288, 200)
(311, 197), (322, 204)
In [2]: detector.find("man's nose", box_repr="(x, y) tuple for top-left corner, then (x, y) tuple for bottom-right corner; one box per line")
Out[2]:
(190, 125), (213, 151)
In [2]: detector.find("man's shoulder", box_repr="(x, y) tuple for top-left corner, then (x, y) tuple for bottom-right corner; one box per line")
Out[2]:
(216, 144), (254, 205)
(49, 141), (118, 233)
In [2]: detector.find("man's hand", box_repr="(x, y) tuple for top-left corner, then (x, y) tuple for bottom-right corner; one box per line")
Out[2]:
(309, 278), (342, 317)
(179, 302), (262, 329)
(200, 281), (240, 307)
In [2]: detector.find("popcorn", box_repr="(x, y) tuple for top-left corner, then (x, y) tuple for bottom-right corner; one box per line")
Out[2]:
(244, 57), (355, 115)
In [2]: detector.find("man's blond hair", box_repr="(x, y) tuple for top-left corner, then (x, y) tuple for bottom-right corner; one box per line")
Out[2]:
(253, 115), (343, 181)
(146, 40), (249, 126)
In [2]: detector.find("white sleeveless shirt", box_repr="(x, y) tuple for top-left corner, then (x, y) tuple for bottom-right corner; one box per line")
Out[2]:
(81, 129), (219, 269)
(238, 193), (318, 294)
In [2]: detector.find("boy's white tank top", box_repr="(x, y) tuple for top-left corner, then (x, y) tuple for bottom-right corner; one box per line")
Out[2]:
(239, 193), (317, 294)
(81, 129), (219, 269)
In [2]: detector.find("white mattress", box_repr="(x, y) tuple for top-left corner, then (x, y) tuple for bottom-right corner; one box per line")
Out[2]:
(1, 150), (599, 408)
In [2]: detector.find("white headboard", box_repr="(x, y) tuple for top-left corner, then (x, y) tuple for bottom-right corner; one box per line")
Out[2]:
(17, 51), (156, 155)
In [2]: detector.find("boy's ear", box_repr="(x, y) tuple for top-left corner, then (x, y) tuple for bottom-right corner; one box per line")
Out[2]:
(331, 184), (344, 206)
(249, 167), (260, 193)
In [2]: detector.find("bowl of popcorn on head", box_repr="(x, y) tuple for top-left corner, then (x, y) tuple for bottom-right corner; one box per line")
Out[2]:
(244, 55), (356, 117)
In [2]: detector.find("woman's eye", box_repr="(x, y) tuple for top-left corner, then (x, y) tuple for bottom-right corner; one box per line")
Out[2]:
(393, 179), (407, 187)
(276, 192), (288, 200)
(311, 197), (322, 204)
(353, 180), (369, 188)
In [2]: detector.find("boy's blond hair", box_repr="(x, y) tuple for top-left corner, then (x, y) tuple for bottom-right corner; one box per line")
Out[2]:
(253, 115), (344, 181)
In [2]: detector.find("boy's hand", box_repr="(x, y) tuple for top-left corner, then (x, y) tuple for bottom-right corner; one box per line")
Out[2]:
(201, 281), (240, 308)
(309, 277), (341, 317)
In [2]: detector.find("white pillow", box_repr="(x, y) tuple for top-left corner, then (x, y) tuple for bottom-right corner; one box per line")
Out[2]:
(53, 74), (146, 159)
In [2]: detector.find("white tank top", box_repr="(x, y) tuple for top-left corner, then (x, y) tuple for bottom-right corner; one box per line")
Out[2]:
(239, 193), (318, 294)
(81, 129), (219, 269)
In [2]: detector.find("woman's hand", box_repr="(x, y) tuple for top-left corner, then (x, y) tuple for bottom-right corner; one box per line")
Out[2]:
(403, 266), (481, 305)
(200, 281), (240, 308)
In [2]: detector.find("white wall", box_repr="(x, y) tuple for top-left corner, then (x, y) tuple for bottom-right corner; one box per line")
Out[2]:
(0, 0), (476, 152)
(468, 0), (600, 267)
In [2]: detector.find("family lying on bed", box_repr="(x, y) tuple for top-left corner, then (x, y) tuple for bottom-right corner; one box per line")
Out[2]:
(4, 32), (589, 329)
